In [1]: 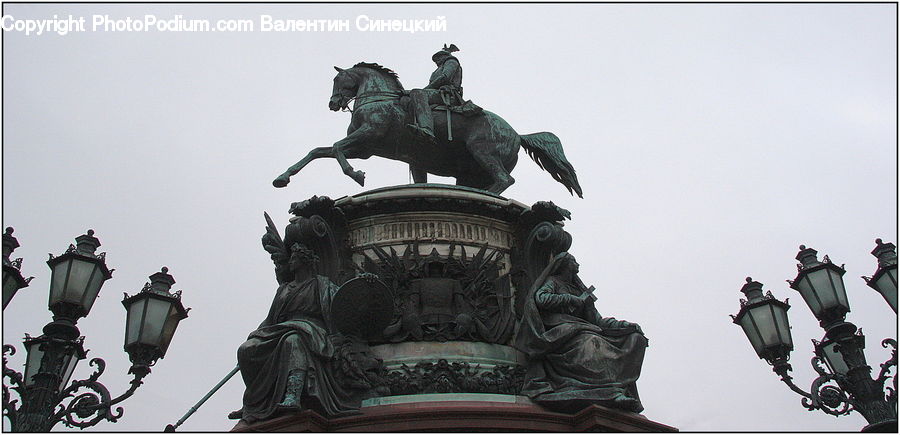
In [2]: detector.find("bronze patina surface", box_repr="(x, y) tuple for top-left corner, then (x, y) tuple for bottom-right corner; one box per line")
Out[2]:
(273, 45), (582, 197)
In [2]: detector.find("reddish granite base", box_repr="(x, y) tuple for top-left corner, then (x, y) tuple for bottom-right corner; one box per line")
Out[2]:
(231, 401), (677, 432)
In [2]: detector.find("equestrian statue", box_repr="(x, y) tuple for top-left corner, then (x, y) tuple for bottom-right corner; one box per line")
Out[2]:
(273, 44), (583, 197)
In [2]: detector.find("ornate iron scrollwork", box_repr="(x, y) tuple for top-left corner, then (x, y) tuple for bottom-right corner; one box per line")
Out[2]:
(2, 345), (24, 428)
(802, 356), (853, 416)
(877, 339), (897, 403)
(3, 345), (151, 432)
(772, 334), (897, 427)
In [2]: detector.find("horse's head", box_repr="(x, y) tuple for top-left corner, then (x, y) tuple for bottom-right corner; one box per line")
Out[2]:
(329, 63), (403, 112)
(329, 66), (358, 111)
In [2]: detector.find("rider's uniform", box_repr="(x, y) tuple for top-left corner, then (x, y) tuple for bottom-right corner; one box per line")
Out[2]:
(408, 51), (463, 139)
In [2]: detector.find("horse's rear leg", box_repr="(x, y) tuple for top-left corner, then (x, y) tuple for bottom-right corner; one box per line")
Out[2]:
(467, 142), (515, 194)
(410, 166), (428, 184)
(274, 146), (334, 187)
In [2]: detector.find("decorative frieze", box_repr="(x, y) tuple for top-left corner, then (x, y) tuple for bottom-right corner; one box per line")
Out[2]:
(347, 213), (514, 251)
(383, 359), (526, 396)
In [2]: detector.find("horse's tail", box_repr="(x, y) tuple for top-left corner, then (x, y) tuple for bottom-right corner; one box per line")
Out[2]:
(520, 132), (583, 198)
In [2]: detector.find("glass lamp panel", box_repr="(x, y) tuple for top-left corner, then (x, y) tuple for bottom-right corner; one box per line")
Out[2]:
(124, 298), (147, 347)
(64, 258), (98, 306)
(807, 269), (838, 309)
(797, 273), (828, 317)
(58, 351), (80, 391)
(3, 273), (18, 309)
(48, 259), (72, 306)
(157, 306), (181, 356)
(748, 304), (785, 349)
(23, 341), (45, 386)
(828, 268), (849, 311)
(821, 341), (850, 375)
(738, 313), (765, 357)
(140, 297), (173, 347)
(874, 269), (897, 312)
(80, 261), (106, 316)
(772, 304), (793, 349)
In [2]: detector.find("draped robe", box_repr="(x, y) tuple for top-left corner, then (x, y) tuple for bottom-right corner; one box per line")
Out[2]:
(237, 275), (359, 422)
(514, 270), (648, 413)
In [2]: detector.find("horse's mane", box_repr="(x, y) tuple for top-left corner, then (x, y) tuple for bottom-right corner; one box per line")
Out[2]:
(353, 62), (403, 89)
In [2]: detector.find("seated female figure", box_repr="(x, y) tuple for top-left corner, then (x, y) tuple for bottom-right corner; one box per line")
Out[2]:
(514, 252), (648, 413)
(236, 243), (358, 423)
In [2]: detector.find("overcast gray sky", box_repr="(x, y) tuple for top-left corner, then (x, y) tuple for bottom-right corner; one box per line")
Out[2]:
(2, 3), (896, 432)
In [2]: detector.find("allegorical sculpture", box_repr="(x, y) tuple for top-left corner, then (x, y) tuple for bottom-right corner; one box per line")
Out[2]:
(272, 44), (583, 197)
(232, 214), (390, 423)
(514, 252), (648, 413)
(236, 243), (352, 420)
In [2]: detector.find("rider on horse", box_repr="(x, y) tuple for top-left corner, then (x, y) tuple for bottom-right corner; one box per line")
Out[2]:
(407, 44), (464, 141)
(273, 49), (582, 197)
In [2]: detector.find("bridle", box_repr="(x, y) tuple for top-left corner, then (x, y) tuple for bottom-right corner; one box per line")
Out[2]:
(333, 91), (402, 113)
(332, 68), (403, 113)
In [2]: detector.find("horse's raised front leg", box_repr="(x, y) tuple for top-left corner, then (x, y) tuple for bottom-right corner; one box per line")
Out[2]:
(273, 125), (374, 188)
(273, 146), (334, 188)
(333, 146), (365, 186)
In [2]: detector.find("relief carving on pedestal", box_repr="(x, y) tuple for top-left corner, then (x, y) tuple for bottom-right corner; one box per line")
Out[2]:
(357, 243), (514, 345)
(384, 359), (526, 396)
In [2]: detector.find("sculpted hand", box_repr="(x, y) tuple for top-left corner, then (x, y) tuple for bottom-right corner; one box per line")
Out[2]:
(621, 321), (643, 335)
(578, 292), (594, 306)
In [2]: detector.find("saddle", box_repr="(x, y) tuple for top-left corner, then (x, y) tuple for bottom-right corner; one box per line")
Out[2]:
(399, 87), (483, 117)
(401, 87), (483, 141)
(433, 86), (483, 117)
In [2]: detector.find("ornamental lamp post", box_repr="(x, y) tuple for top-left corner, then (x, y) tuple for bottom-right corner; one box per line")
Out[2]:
(3, 227), (33, 310)
(733, 243), (897, 432)
(2, 229), (190, 432)
(863, 239), (897, 313)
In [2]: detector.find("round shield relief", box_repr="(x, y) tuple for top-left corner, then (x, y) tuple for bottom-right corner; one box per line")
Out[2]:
(331, 276), (393, 340)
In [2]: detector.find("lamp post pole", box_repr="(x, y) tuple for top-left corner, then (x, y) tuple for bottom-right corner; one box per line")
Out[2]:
(2, 229), (189, 432)
(732, 240), (897, 432)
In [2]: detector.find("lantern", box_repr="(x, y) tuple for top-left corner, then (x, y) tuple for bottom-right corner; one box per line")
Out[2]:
(864, 239), (897, 313)
(813, 332), (867, 377)
(789, 245), (849, 327)
(122, 267), (189, 367)
(46, 230), (112, 320)
(732, 277), (793, 364)
(22, 334), (86, 391)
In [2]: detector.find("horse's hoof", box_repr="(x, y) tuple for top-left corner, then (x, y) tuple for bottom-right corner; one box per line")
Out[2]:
(273, 176), (289, 188)
(352, 171), (366, 186)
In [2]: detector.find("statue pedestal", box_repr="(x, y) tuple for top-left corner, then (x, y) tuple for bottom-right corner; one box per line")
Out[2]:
(230, 398), (678, 432)
(235, 185), (675, 432)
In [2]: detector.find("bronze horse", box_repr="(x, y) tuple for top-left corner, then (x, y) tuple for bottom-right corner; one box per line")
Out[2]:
(273, 63), (582, 197)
